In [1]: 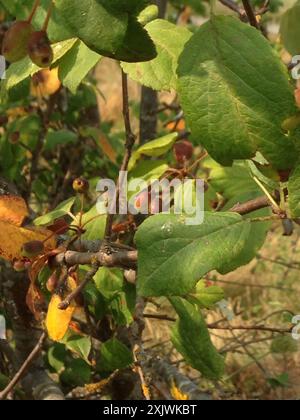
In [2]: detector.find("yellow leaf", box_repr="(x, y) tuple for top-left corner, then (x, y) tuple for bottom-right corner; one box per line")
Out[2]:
(0, 195), (29, 226)
(46, 276), (77, 342)
(0, 220), (56, 261)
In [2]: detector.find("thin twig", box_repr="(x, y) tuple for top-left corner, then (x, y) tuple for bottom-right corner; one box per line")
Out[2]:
(104, 71), (136, 240)
(58, 263), (100, 310)
(0, 332), (46, 400)
(143, 314), (292, 334)
(241, 0), (260, 29)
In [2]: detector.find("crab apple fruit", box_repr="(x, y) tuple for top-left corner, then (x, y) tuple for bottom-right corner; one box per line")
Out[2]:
(2, 21), (33, 63)
(173, 140), (194, 164)
(27, 30), (53, 68)
(73, 177), (89, 194)
(21, 240), (45, 258)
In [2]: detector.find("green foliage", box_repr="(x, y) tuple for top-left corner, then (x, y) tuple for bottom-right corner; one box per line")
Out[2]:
(54, 0), (156, 62)
(135, 212), (251, 296)
(34, 197), (76, 226)
(58, 40), (102, 94)
(190, 280), (225, 309)
(270, 336), (298, 354)
(177, 15), (298, 170)
(280, 1), (300, 56)
(170, 297), (224, 379)
(1, 1), (300, 400)
(98, 338), (133, 373)
(129, 132), (177, 170)
(288, 163), (300, 218)
(122, 19), (192, 91)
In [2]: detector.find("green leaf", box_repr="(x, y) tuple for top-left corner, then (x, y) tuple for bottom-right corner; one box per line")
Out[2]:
(34, 196), (76, 226)
(44, 129), (77, 151)
(58, 40), (102, 94)
(55, 0), (127, 55)
(129, 132), (177, 170)
(288, 164), (300, 217)
(209, 163), (259, 200)
(63, 334), (91, 363)
(135, 212), (251, 296)
(219, 192), (271, 273)
(170, 297), (224, 380)
(79, 205), (106, 241)
(109, 0), (150, 14)
(270, 336), (298, 354)
(98, 338), (133, 372)
(48, 343), (67, 373)
(177, 15), (298, 170)
(94, 268), (136, 326)
(115, 15), (157, 63)
(109, 283), (136, 326)
(55, 0), (156, 62)
(60, 359), (91, 386)
(280, 1), (300, 55)
(128, 160), (169, 200)
(83, 282), (106, 321)
(190, 280), (224, 309)
(122, 19), (192, 91)
(268, 373), (289, 389)
(94, 267), (123, 298)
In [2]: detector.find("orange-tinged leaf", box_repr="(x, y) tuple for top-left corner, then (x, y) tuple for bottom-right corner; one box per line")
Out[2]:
(46, 276), (77, 342)
(30, 68), (61, 98)
(98, 133), (117, 164)
(0, 195), (29, 226)
(26, 283), (45, 320)
(0, 221), (55, 261)
(28, 247), (64, 283)
(166, 119), (185, 132)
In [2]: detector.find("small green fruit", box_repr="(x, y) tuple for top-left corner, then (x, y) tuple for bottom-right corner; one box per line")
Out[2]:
(2, 21), (33, 63)
(21, 240), (45, 258)
(27, 31), (53, 68)
(73, 177), (89, 194)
